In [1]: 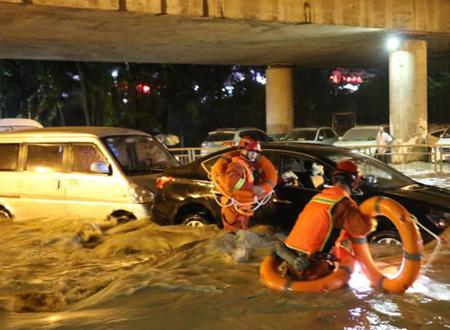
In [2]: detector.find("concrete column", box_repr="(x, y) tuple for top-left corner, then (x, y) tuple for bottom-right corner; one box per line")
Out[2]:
(389, 39), (428, 144)
(265, 66), (294, 137)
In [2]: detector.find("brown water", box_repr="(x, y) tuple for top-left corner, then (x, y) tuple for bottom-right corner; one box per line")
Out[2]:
(0, 217), (448, 330)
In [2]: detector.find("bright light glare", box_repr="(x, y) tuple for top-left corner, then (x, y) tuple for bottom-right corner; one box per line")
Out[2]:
(122, 98), (128, 104)
(33, 167), (53, 173)
(111, 69), (119, 78)
(386, 37), (400, 51)
(255, 72), (266, 85)
(348, 263), (371, 290)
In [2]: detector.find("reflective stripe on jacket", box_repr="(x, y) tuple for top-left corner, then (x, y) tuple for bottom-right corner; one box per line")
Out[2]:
(285, 186), (356, 255)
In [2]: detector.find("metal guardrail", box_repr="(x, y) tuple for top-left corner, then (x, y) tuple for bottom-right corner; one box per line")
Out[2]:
(168, 144), (450, 173)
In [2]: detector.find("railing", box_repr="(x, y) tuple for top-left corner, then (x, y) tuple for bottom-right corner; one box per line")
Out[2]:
(168, 144), (450, 173)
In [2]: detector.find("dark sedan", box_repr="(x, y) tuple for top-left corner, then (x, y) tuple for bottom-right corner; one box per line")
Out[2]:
(153, 143), (450, 244)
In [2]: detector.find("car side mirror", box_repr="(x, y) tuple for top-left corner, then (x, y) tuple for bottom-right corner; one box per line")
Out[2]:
(90, 161), (111, 175)
(318, 135), (324, 141)
(338, 137), (343, 141)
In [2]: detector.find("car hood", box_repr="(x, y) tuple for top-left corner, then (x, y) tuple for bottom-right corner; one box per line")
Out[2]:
(130, 173), (161, 193)
(379, 184), (450, 210)
(334, 140), (377, 147)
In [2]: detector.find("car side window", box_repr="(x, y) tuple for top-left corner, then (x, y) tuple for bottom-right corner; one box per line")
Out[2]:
(26, 144), (65, 172)
(0, 144), (19, 171)
(73, 144), (106, 174)
(280, 155), (325, 189)
(319, 129), (327, 139)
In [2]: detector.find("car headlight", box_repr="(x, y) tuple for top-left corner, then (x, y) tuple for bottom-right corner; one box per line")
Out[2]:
(426, 209), (450, 229)
(129, 184), (154, 204)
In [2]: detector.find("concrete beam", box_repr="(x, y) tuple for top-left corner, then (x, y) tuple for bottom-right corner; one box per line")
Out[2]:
(0, 0), (449, 64)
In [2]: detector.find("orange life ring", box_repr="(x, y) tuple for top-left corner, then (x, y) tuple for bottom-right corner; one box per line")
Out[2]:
(260, 246), (355, 293)
(350, 196), (423, 294)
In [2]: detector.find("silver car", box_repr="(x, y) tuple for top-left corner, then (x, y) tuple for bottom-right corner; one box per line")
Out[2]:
(282, 127), (339, 145)
(200, 127), (271, 156)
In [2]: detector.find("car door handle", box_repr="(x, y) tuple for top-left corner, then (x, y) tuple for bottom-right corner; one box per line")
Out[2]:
(272, 197), (292, 205)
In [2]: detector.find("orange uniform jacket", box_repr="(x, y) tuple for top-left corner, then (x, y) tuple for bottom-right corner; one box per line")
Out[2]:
(285, 186), (372, 255)
(211, 151), (277, 200)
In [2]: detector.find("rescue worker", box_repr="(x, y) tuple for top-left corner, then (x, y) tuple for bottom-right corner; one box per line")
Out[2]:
(211, 136), (278, 232)
(273, 160), (376, 280)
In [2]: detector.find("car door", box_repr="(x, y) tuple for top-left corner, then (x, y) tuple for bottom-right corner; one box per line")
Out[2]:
(19, 143), (67, 219)
(0, 143), (21, 218)
(64, 143), (123, 220)
(271, 152), (326, 230)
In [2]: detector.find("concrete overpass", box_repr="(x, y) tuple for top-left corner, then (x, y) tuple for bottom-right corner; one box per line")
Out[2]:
(1, 0), (450, 141)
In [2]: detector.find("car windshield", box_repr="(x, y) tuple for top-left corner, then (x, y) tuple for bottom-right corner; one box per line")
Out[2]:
(285, 130), (317, 141)
(341, 128), (378, 141)
(443, 127), (450, 138)
(326, 152), (415, 189)
(205, 132), (235, 142)
(103, 135), (178, 175)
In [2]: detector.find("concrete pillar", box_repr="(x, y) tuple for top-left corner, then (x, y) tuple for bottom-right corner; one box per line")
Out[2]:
(265, 66), (294, 137)
(389, 39), (428, 144)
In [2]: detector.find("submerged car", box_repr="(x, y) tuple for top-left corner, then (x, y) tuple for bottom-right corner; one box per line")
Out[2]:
(153, 143), (450, 245)
(0, 127), (178, 222)
(282, 127), (339, 145)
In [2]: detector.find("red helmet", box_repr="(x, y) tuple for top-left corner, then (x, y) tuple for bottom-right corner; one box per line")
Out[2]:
(332, 159), (361, 187)
(335, 160), (358, 177)
(238, 136), (261, 152)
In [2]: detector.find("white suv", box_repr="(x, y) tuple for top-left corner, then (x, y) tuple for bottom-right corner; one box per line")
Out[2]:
(200, 127), (272, 156)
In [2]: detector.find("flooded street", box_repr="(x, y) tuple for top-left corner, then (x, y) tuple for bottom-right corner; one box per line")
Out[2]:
(0, 216), (449, 330)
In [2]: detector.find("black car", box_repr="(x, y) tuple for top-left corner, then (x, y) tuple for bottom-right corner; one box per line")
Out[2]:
(153, 143), (450, 244)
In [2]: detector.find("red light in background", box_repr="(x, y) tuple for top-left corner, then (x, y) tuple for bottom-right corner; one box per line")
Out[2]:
(136, 83), (152, 94)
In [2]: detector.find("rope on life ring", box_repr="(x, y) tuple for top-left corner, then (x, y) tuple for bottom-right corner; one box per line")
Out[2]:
(350, 196), (423, 294)
(260, 246), (355, 293)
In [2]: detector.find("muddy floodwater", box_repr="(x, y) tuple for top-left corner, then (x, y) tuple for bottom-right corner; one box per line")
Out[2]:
(0, 216), (448, 330)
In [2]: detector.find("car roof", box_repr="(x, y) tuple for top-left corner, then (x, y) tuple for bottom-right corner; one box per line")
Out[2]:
(347, 125), (387, 129)
(0, 118), (43, 127)
(291, 127), (333, 131)
(209, 127), (266, 133)
(202, 142), (353, 163)
(0, 126), (150, 138)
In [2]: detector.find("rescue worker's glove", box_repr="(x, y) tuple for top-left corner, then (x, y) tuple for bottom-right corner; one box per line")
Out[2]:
(292, 254), (310, 272)
(370, 218), (378, 233)
(252, 185), (265, 199)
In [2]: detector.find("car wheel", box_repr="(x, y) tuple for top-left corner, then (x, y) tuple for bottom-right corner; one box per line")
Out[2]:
(181, 214), (210, 228)
(0, 208), (11, 221)
(369, 230), (402, 246)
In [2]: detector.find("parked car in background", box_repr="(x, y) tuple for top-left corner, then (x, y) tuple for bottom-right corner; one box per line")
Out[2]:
(436, 126), (450, 161)
(0, 127), (178, 222)
(153, 143), (449, 245)
(0, 118), (43, 132)
(282, 127), (339, 145)
(200, 127), (272, 156)
(333, 125), (390, 156)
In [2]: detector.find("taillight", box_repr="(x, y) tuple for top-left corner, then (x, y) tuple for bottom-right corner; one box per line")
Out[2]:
(156, 176), (174, 190)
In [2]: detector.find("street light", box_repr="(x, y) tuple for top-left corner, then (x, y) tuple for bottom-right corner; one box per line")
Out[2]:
(386, 36), (401, 52)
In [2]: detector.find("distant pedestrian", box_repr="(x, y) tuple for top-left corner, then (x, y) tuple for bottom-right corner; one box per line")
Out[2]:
(376, 127), (393, 163)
